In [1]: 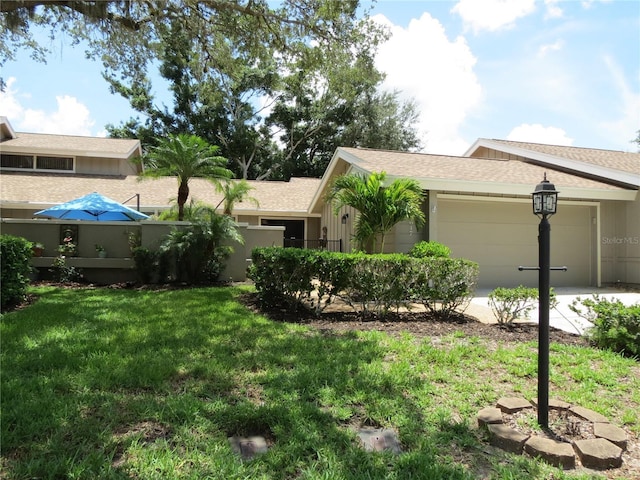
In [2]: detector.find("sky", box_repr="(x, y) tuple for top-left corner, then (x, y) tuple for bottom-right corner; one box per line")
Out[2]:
(1, 0), (639, 156)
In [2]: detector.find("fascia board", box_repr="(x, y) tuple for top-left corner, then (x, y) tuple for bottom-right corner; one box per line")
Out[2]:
(309, 147), (364, 213)
(1, 143), (142, 160)
(383, 175), (637, 201)
(472, 139), (640, 187)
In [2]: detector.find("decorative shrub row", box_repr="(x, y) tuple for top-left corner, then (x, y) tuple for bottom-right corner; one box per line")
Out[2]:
(570, 295), (640, 358)
(248, 247), (479, 318)
(1, 235), (33, 311)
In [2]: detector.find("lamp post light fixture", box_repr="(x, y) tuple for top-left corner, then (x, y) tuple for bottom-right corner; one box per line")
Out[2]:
(532, 173), (558, 428)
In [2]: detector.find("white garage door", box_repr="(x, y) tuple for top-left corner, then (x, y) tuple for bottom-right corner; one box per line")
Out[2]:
(436, 198), (593, 289)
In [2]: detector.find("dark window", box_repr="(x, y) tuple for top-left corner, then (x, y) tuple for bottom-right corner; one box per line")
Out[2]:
(37, 156), (73, 171)
(1, 154), (34, 169)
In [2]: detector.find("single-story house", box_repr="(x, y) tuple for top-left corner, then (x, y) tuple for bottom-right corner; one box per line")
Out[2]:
(1, 117), (638, 288)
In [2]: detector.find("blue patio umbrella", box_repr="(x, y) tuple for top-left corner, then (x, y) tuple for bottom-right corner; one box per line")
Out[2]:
(34, 192), (149, 221)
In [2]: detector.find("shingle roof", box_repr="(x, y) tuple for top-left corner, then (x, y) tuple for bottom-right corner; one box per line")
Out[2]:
(0, 171), (320, 214)
(484, 139), (640, 175)
(0, 132), (141, 158)
(338, 147), (628, 191)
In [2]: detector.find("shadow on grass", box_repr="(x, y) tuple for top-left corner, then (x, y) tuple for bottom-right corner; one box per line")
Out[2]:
(1, 286), (485, 479)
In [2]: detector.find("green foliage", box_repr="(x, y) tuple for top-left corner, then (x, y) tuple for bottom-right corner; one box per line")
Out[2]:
(161, 213), (243, 284)
(141, 134), (232, 221)
(489, 286), (540, 325)
(410, 258), (480, 319)
(570, 294), (640, 357)
(0, 235), (33, 311)
(249, 247), (479, 319)
(327, 171), (425, 253)
(408, 241), (451, 259)
(49, 255), (83, 284)
(131, 246), (158, 284)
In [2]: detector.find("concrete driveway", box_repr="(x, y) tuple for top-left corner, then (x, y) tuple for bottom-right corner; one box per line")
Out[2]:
(469, 287), (640, 335)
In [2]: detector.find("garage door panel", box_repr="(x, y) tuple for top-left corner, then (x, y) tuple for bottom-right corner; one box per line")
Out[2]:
(437, 199), (591, 288)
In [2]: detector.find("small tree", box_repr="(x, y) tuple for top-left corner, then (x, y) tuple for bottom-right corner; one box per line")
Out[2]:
(141, 134), (232, 221)
(214, 179), (259, 216)
(326, 171), (425, 253)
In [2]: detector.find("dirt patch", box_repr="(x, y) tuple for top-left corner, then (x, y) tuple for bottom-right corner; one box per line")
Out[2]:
(239, 292), (589, 347)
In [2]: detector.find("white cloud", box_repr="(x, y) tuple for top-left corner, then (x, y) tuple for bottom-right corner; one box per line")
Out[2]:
(537, 39), (564, 57)
(452, 0), (536, 33)
(373, 13), (482, 155)
(544, 0), (563, 18)
(0, 78), (95, 136)
(507, 123), (574, 145)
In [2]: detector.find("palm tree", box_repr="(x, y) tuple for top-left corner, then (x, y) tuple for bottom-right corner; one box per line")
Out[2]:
(142, 134), (232, 221)
(327, 171), (425, 253)
(213, 179), (260, 216)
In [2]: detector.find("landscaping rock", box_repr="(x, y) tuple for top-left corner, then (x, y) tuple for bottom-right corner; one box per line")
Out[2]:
(574, 438), (623, 469)
(228, 436), (269, 460)
(569, 406), (609, 423)
(524, 436), (575, 469)
(593, 422), (628, 451)
(477, 407), (503, 427)
(487, 424), (529, 454)
(496, 397), (533, 414)
(530, 398), (571, 410)
(356, 428), (402, 454)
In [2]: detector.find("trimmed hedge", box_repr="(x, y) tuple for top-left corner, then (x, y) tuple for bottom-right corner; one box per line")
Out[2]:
(248, 247), (479, 319)
(1, 235), (33, 311)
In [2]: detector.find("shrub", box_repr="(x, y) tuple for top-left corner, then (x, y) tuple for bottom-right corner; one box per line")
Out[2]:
(570, 295), (640, 357)
(49, 255), (83, 284)
(410, 257), (479, 319)
(489, 286), (538, 325)
(132, 247), (157, 284)
(408, 241), (451, 259)
(249, 247), (479, 319)
(0, 235), (33, 311)
(339, 253), (418, 316)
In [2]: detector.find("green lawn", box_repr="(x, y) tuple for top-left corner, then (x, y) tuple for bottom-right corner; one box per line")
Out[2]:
(1, 286), (638, 479)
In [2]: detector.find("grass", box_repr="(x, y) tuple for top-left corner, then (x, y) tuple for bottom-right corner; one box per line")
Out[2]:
(1, 285), (638, 479)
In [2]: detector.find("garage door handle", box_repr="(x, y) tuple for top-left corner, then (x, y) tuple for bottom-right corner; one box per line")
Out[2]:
(518, 266), (568, 271)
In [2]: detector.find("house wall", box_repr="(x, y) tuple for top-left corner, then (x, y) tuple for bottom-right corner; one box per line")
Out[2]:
(75, 156), (138, 176)
(323, 202), (356, 252)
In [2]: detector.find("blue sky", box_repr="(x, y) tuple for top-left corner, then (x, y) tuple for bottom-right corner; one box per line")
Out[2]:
(1, 0), (638, 155)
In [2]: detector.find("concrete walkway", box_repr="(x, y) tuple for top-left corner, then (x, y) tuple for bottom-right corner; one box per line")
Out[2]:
(469, 287), (640, 335)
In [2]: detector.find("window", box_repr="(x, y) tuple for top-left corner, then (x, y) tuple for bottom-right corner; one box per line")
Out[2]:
(1, 154), (34, 169)
(0, 153), (74, 171)
(36, 156), (73, 171)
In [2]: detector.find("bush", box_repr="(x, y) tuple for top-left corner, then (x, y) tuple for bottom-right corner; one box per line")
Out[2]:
(488, 286), (558, 326)
(408, 241), (451, 259)
(49, 255), (83, 283)
(410, 257), (479, 319)
(1, 235), (33, 311)
(570, 295), (640, 357)
(249, 247), (479, 319)
(132, 247), (158, 284)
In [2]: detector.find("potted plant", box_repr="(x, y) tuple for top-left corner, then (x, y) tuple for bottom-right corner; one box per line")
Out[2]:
(31, 242), (45, 257)
(95, 244), (107, 258)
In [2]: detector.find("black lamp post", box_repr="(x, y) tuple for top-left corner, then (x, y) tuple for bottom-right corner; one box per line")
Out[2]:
(532, 173), (558, 428)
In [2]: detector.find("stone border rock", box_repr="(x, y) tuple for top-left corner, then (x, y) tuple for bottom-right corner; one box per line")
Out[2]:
(477, 397), (626, 470)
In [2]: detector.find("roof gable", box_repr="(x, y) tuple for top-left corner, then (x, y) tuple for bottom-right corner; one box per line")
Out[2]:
(465, 138), (640, 188)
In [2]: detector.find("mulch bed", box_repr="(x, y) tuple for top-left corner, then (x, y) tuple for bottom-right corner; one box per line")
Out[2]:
(239, 292), (590, 347)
